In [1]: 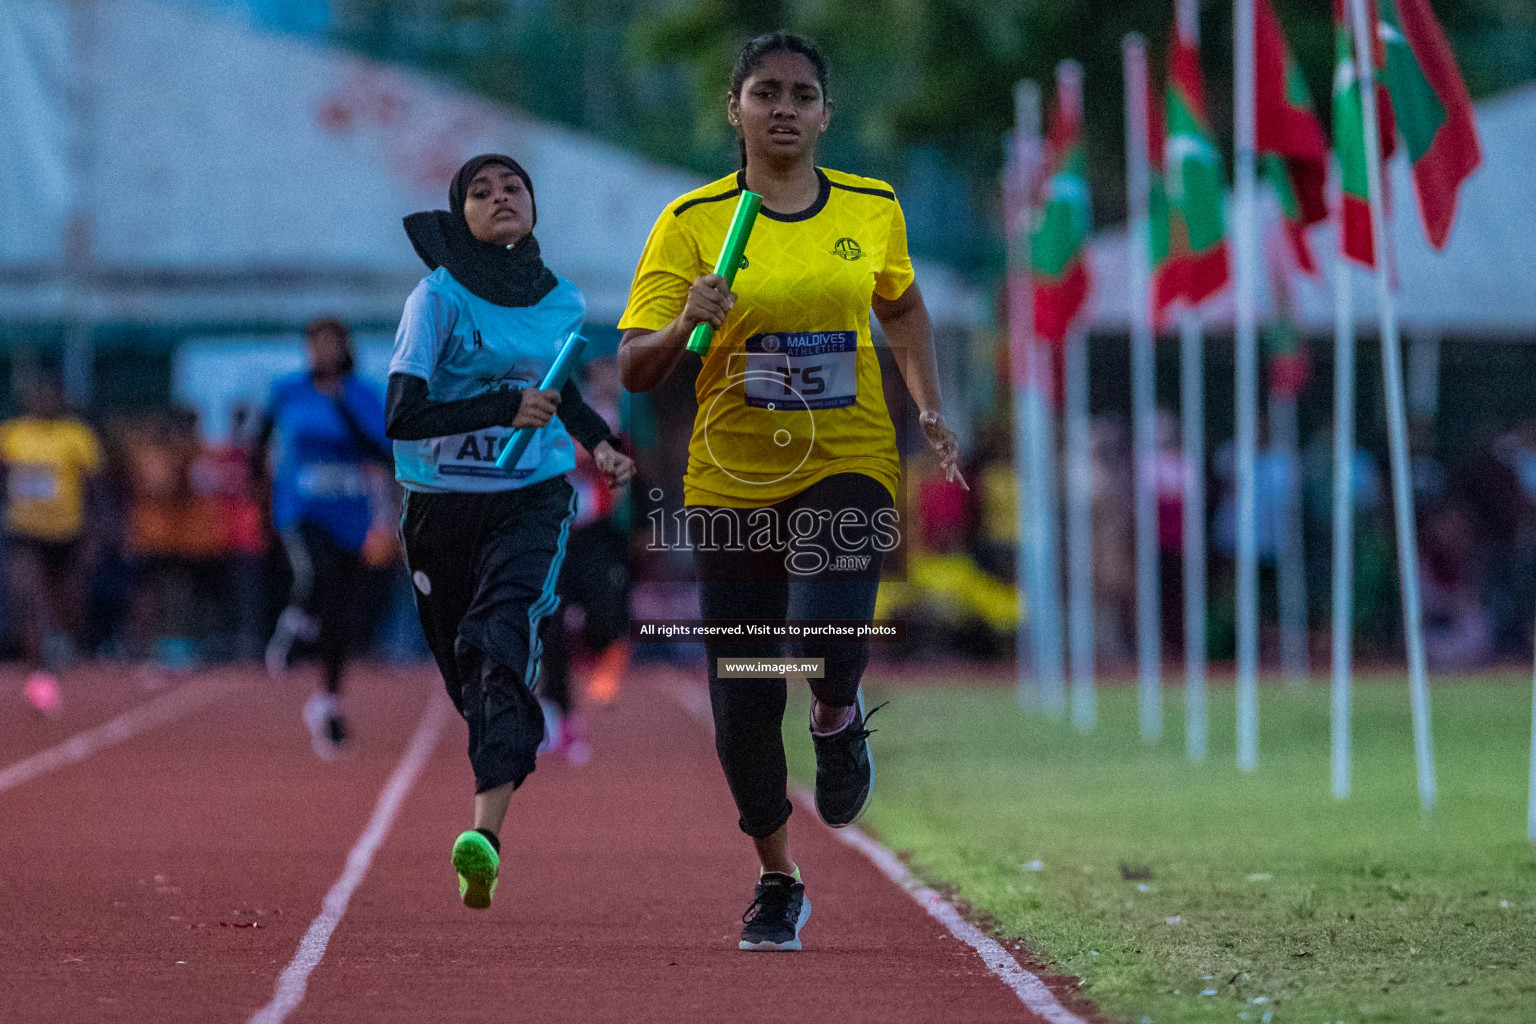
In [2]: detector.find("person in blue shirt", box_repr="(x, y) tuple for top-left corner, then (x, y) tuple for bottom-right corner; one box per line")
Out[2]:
(387, 153), (633, 910)
(254, 316), (390, 758)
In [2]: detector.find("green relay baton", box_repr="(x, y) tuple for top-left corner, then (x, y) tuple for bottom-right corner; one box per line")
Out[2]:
(686, 190), (762, 356)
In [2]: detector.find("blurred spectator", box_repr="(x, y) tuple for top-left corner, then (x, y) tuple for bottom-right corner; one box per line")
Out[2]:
(122, 407), (229, 672)
(0, 373), (104, 711)
(968, 421), (1017, 582)
(1151, 409), (1187, 657)
(194, 403), (270, 661)
(1211, 425), (1299, 656)
(1091, 415), (1135, 668)
(1419, 502), (1493, 670)
(1213, 428), (1291, 570)
(1299, 419), (1397, 654)
(1458, 429), (1536, 659)
(1410, 416), (1448, 510)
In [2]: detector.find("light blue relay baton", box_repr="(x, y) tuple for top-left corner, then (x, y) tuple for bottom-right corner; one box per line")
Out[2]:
(493, 331), (587, 473)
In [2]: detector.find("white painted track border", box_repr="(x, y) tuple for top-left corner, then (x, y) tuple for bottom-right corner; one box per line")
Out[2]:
(0, 673), (242, 795)
(248, 694), (451, 1024)
(664, 677), (1089, 1024)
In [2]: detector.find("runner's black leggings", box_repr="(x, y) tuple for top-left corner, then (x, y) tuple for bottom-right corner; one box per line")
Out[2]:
(402, 476), (576, 793)
(280, 522), (367, 695)
(692, 472), (893, 838)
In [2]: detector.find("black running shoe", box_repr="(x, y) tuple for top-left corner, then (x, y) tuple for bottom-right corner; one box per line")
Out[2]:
(811, 690), (883, 828)
(738, 873), (811, 952)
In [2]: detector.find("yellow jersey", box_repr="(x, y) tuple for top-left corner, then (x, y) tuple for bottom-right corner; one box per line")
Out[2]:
(621, 167), (914, 508)
(0, 416), (103, 542)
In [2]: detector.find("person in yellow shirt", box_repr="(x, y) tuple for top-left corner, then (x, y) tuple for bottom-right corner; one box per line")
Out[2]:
(0, 374), (104, 712)
(619, 31), (965, 952)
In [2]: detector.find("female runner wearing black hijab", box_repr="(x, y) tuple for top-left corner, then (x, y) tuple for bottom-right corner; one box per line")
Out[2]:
(387, 154), (634, 910)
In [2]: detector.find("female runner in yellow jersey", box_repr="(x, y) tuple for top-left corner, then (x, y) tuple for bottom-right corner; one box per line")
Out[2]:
(619, 31), (967, 951)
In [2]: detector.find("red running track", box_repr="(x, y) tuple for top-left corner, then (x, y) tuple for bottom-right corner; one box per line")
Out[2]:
(0, 661), (1091, 1023)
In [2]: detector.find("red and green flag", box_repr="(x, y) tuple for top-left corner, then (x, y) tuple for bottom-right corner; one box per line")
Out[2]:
(1032, 85), (1092, 346)
(1148, 72), (1182, 326)
(1161, 16), (1230, 313)
(1256, 0), (1328, 276)
(1333, 0), (1481, 266)
(1379, 0), (1483, 249)
(1332, 0), (1393, 266)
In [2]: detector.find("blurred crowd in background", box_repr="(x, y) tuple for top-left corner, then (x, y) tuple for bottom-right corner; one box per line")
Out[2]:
(872, 407), (1536, 673)
(0, 371), (416, 681)
(7, 347), (1536, 682)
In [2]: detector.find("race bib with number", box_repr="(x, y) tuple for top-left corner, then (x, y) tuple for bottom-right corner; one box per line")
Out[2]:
(8, 465), (61, 502)
(438, 430), (543, 479)
(741, 331), (859, 411)
(294, 462), (368, 499)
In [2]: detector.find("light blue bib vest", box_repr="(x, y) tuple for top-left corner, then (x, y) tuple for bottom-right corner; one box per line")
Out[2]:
(392, 268), (583, 493)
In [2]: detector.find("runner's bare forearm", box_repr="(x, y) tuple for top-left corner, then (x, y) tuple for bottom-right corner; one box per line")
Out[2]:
(619, 320), (690, 393)
(873, 284), (943, 414)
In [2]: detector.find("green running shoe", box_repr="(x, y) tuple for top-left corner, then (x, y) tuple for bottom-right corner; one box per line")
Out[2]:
(451, 830), (499, 910)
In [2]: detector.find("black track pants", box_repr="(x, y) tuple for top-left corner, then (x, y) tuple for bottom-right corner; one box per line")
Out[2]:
(402, 476), (576, 793)
(691, 472), (892, 838)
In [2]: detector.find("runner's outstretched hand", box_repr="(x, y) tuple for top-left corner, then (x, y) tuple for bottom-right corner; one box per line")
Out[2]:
(920, 410), (968, 490)
(593, 440), (635, 489)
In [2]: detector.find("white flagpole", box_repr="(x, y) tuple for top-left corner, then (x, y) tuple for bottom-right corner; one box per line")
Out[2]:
(1065, 322), (1096, 731)
(1008, 81), (1047, 709)
(1234, 0), (1261, 771)
(1331, 236), (1357, 800)
(1056, 60), (1096, 733)
(1181, 311), (1208, 760)
(1030, 333), (1068, 717)
(1124, 33), (1161, 743)
(1177, 0), (1208, 763)
(1348, 0), (1436, 811)
(1272, 388), (1309, 685)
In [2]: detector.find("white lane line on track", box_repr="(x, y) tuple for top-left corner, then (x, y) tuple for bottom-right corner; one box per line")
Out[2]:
(0, 674), (242, 796)
(663, 677), (1090, 1024)
(248, 694), (452, 1024)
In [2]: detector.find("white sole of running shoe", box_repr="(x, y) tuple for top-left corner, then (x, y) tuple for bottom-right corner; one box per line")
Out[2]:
(738, 896), (812, 952)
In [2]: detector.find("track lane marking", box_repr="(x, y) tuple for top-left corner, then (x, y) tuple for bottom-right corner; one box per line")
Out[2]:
(248, 693), (451, 1024)
(664, 676), (1089, 1024)
(0, 673), (243, 795)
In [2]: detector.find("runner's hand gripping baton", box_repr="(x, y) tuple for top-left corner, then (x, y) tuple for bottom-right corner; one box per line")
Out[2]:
(685, 190), (762, 356)
(494, 331), (587, 472)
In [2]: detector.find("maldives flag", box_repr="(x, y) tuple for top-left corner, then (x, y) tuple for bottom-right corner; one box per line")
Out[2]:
(1332, 0), (1395, 266)
(1256, 0), (1327, 276)
(1163, 17), (1230, 310)
(1032, 86), (1092, 346)
(1148, 72), (1182, 327)
(1333, 0), (1480, 265)
(1379, 0), (1483, 249)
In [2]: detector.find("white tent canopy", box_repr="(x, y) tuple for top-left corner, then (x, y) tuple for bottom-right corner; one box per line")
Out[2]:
(1086, 81), (1536, 340)
(0, 0), (979, 329)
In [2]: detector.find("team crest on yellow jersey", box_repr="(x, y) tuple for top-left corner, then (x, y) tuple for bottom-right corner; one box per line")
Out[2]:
(831, 237), (863, 261)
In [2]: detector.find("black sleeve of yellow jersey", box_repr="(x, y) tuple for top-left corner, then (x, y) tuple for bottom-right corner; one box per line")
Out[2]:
(558, 379), (622, 453)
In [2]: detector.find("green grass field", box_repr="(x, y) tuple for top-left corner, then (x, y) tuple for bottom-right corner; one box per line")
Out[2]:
(785, 674), (1536, 1024)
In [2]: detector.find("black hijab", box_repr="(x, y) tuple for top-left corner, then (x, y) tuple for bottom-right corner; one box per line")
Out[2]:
(403, 154), (558, 308)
